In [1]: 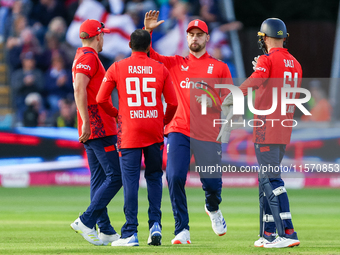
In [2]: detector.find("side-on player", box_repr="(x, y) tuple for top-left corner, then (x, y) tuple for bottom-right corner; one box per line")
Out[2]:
(144, 11), (233, 244)
(238, 18), (302, 248)
(70, 19), (122, 246)
(97, 29), (178, 246)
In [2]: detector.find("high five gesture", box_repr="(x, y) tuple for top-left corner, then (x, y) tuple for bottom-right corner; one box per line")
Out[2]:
(144, 10), (164, 33)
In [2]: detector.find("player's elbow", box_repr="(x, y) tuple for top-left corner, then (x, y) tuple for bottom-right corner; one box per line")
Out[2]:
(74, 86), (83, 97)
(96, 95), (105, 105)
(168, 97), (178, 107)
(169, 102), (178, 109)
(96, 98), (109, 113)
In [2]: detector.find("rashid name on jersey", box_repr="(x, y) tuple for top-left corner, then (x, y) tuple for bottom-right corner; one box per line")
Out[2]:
(97, 51), (177, 149)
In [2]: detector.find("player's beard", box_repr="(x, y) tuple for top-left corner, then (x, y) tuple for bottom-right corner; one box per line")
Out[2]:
(189, 41), (206, 52)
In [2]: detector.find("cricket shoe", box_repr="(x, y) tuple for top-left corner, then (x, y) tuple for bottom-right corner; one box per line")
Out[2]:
(171, 229), (191, 244)
(70, 217), (103, 246)
(264, 232), (300, 248)
(111, 233), (139, 246)
(147, 222), (162, 246)
(254, 233), (277, 247)
(205, 205), (227, 236)
(98, 231), (120, 246)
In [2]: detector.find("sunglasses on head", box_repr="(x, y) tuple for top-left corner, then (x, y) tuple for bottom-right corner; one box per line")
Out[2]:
(97, 22), (105, 32)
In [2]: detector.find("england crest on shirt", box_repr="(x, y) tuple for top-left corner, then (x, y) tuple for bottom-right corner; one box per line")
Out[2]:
(207, 64), (214, 74)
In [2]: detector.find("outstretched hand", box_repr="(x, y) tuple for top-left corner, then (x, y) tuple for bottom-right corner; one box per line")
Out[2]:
(252, 55), (260, 71)
(195, 95), (212, 108)
(144, 10), (164, 33)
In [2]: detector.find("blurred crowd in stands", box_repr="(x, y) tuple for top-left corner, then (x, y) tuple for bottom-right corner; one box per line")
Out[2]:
(0, 0), (331, 127)
(0, 0), (243, 127)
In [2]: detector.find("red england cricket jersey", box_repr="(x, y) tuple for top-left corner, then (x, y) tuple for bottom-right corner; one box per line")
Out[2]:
(149, 49), (233, 142)
(72, 47), (117, 139)
(239, 48), (303, 144)
(96, 52), (177, 149)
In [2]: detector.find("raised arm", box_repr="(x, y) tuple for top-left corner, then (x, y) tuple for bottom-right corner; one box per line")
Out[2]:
(144, 10), (177, 68)
(144, 10), (164, 33)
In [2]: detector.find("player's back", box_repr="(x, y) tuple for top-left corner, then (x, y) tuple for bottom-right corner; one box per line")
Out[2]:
(266, 48), (302, 79)
(112, 52), (168, 149)
(255, 48), (302, 112)
(253, 48), (303, 144)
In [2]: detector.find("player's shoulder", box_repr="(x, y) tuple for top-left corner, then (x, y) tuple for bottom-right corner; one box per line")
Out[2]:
(288, 52), (301, 66)
(257, 52), (273, 65)
(169, 54), (188, 63)
(208, 55), (224, 63)
(207, 55), (229, 67)
(113, 56), (129, 66)
(76, 49), (97, 63)
(259, 48), (283, 61)
(147, 56), (168, 69)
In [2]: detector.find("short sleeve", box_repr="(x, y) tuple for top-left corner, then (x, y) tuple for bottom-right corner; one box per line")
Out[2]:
(74, 54), (98, 79)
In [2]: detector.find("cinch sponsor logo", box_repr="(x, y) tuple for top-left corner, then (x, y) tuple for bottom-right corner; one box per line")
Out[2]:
(76, 63), (91, 70)
(180, 78), (208, 89)
(255, 67), (266, 72)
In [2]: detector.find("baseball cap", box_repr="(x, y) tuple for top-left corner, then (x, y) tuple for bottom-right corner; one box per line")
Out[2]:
(79, 19), (110, 39)
(186, 19), (209, 34)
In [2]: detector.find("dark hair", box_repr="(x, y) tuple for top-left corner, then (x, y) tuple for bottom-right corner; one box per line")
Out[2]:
(130, 29), (151, 52)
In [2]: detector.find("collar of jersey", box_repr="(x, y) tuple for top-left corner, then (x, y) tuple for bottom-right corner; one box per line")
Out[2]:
(131, 51), (148, 57)
(268, 47), (288, 53)
(188, 51), (209, 60)
(81, 47), (97, 54)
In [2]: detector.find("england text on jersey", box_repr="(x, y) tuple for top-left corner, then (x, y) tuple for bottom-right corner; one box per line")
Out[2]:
(130, 109), (158, 119)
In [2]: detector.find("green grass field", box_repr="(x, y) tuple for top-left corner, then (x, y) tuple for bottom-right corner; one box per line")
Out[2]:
(0, 186), (339, 255)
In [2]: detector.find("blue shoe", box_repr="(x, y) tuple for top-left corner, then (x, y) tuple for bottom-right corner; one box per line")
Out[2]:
(111, 233), (139, 246)
(286, 232), (299, 240)
(147, 222), (162, 246)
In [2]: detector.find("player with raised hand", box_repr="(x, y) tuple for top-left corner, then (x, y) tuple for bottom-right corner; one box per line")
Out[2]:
(144, 10), (233, 244)
(238, 18), (302, 248)
(97, 29), (178, 246)
(70, 19), (122, 246)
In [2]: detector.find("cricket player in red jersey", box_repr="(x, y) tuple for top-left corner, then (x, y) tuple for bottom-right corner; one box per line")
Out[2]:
(238, 18), (302, 248)
(144, 11), (234, 244)
(70, 19), (122, 246)
(97, 29), (178, 246)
